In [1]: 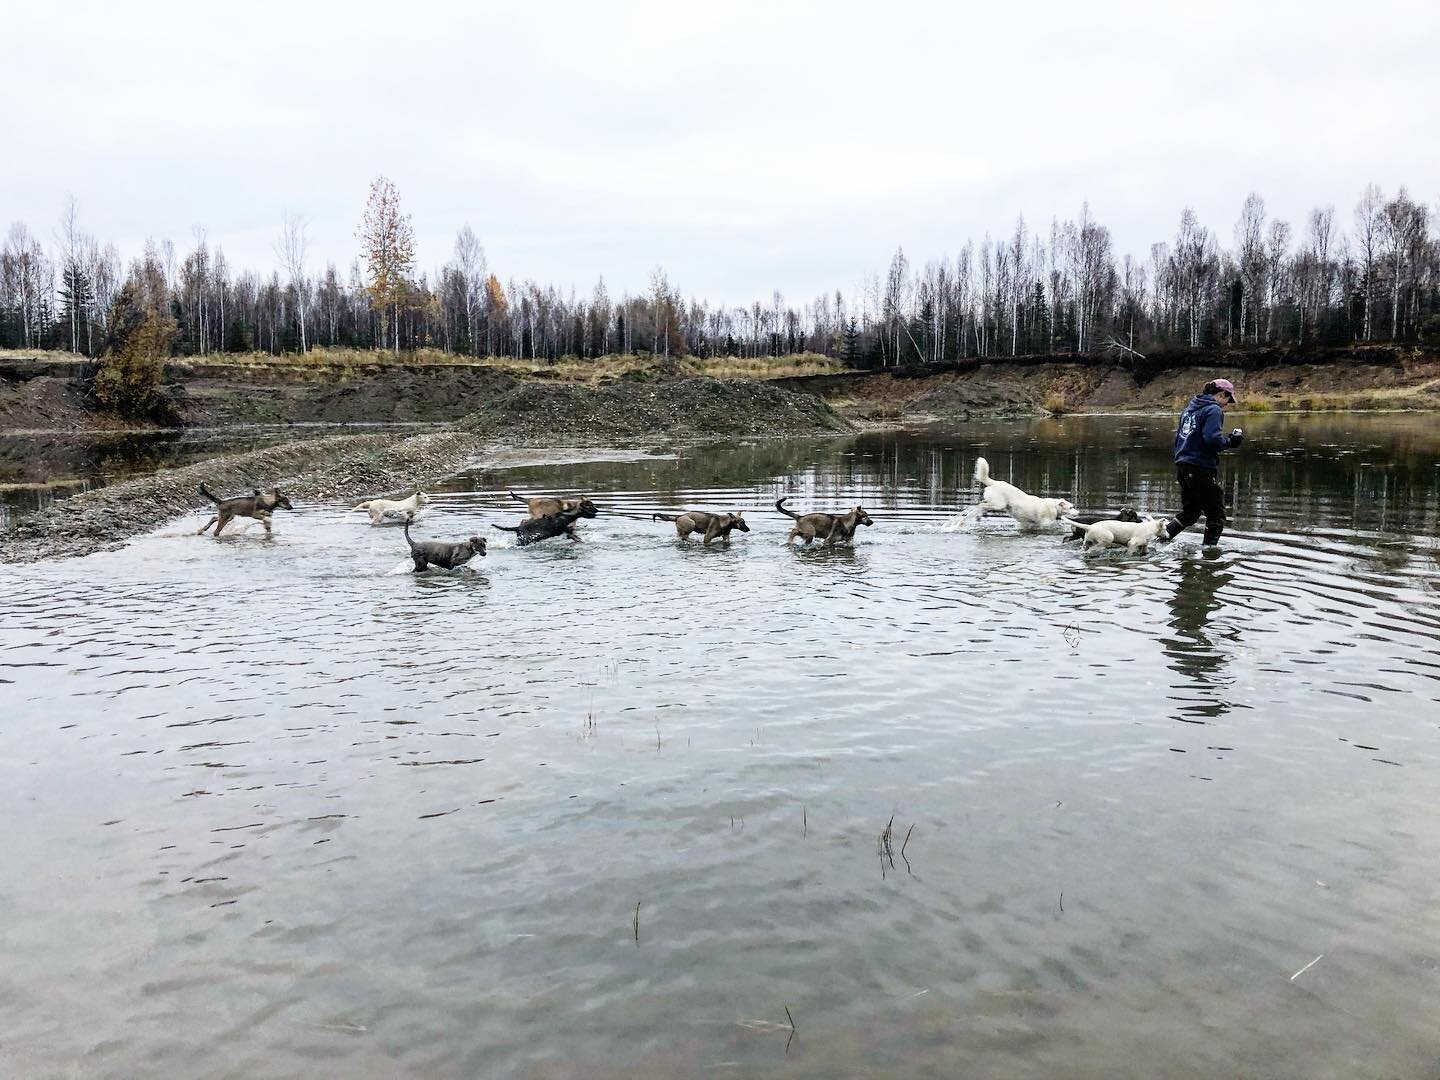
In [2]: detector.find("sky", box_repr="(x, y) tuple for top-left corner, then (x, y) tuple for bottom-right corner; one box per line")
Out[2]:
(4, 0), (1438, 306)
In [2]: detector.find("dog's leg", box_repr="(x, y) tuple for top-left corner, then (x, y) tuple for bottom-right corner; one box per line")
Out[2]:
(197, 515), (217, 535)
(261, 513), (273, 537)
(213, 512), (232, 536)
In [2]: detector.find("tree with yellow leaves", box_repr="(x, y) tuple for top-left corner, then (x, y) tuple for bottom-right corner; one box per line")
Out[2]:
(356, 176), (415, 354)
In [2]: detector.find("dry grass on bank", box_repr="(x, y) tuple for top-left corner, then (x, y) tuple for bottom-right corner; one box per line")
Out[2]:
(175, 348), (844, 383)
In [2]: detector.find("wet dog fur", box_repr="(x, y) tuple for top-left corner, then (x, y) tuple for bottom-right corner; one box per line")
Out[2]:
(493, 505), (588, 547)
(966, 456), (1075, 528)
(197, 482), (293, 538)
(352, 490), (429, 525)
(509, 490), (599, 541)
(1061, 506), (1141, 542)
(404, 513), (485, 571)
(1062, 515), (1170, 553)
(652, 510), (750, 545)
(775, 497), (874, 547)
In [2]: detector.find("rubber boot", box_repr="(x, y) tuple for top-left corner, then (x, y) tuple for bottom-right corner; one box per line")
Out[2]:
(1201, 521), (1224, 547)
(1164, 517), (1185, 541)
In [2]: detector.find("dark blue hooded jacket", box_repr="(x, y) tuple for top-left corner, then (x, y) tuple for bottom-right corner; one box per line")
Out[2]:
(1173, 394), (1235, 468)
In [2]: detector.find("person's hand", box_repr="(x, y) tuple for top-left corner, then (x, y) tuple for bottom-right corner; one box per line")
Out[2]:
(1229, 428), (1244, 447)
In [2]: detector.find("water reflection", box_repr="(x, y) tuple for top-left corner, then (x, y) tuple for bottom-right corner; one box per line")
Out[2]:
(1163, 555), (1237, 722)
(2, 417), (1440, 1078)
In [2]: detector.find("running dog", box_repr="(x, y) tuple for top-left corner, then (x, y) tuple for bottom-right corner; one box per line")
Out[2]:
(1061, 506), (1140, 543)
(1062, 515), (1170, 553)
(966, 456), (1075, 528)
(352, 490), (429, 525)
(197, 482), (293, 538)
(493, 505), (588, 547)
(652, 510), (750, 545)
(509, 490), (599, 541)
(404, 513), (485, 572)
(775, 497), (874, 547)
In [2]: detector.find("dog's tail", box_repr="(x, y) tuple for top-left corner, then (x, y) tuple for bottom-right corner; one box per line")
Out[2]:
(491, 523), (520, 533)
(508, 490), (529, 504)
(651, 512), (678, 522)
(973, 457), (991, 486)
(1060, 518), (1091, 533)
(403, 512), (418, 548)
(199, 482), (222, 504)
(350, 500), (372, 512)
(774, 497), (802, 520)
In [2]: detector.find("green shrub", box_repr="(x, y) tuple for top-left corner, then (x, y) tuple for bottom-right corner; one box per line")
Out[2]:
(92, 282), (177, 419)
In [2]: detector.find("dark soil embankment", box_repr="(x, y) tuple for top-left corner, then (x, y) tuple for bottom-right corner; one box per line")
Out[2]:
(460, 373), (852, 440)
(0, 430), (483, 563)
(167, 361), (520, 426)
(784, 346), (1440, 419)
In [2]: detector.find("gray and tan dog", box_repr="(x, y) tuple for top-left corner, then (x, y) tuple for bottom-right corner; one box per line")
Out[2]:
(652, 510), (750, 545)
(404, 513), (485, 572)
(509, 490), (599, 542)
(197, 482), (294, 538)
(775, 497), (874, 547)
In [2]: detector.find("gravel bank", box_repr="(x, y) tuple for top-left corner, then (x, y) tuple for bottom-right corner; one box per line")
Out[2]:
(0, 430), (483, 563)
(460, 373), (852, 440)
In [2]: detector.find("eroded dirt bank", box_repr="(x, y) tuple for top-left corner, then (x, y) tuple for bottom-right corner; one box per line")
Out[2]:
(785, 348), (1440, 419)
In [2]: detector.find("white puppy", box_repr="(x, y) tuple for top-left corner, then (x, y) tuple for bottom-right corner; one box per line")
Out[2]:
(1062, 516), (1169, 553)
(965, 457), (1075, 528)
(351, 490), (429, 525)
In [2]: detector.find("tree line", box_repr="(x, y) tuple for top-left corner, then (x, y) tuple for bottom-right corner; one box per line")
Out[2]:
(3, 180), (1437, 369)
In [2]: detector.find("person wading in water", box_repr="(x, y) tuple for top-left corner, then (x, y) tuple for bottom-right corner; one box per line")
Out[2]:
(1164, 378), (1244, 548)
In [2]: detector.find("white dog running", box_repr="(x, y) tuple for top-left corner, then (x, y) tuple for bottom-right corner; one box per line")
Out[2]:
(351, 490), (429, 525)
(965, 457), (1075, 528)
(1062, 516), (1170, 553)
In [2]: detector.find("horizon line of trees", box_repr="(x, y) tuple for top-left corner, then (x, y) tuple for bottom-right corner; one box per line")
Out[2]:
(3, 180), (1438, 370)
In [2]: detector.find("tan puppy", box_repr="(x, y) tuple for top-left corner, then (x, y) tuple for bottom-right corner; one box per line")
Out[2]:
(775, 498), (874, 547)
(652, 510), (750, 545)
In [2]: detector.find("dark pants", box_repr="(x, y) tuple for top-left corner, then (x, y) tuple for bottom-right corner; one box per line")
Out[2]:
(1167, 465), (1227, 545)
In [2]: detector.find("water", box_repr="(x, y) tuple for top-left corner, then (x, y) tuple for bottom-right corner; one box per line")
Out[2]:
(2, 415), (1439, 1078)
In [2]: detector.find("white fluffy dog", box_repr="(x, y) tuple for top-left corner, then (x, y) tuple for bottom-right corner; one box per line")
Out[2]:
(351, 490), (429, 525)
(965, 457), (1075, 528)
(1063, 516), (1169, 553)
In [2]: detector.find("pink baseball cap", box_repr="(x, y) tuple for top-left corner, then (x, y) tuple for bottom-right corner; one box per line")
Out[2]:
(1210, 378), (1237, 401)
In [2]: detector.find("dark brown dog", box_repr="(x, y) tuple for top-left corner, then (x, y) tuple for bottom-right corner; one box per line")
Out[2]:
(197, 482), (293, 538)
(493, 505), (587, 547)
(509, 490), (599, 541)
(775, 497), (874, 547)
(1061, 507), (1141, 543)
(652, 510), (750, 545)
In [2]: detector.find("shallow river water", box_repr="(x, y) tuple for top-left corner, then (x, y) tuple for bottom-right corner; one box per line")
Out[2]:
(2, 415), (1439, 1079)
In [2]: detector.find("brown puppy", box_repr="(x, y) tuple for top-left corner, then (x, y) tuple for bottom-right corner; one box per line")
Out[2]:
(197, 482), (294, 538)
(509, 490), (599, 541)
(775, 497), (874, 547)
(652, 510), (750, 545)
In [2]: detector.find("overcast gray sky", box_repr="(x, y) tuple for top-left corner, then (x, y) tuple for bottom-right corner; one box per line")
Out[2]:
(4, 0), (1437, 305)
